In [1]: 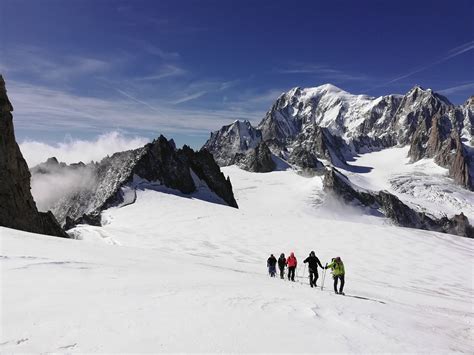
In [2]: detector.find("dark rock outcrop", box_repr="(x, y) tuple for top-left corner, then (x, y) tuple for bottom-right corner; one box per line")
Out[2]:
(323, 167), (474, 238)
(179, 145), (238, 207)
(32, 135), (238, 228)
(232, 142), (276, 173)
(290, 125), (347, 167)
(202, 120), (262, 166)
(0, 75), (68, 238)
(287, 146), (324, 171)
(408, 114), (473, 190)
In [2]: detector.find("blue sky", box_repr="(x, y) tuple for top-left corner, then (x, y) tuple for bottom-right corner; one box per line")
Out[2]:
(1, 0), (473, 149)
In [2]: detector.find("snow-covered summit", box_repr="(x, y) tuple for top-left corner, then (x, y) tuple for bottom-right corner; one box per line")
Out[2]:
(203, 83), (474, 191)
(202, 119), (262, 166)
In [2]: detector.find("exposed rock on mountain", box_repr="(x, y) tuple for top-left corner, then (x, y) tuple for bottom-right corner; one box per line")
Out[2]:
(204, 84), (473, 188)
(179, 145), (238, 208)
(391, 86), (451, 145)
(32, 136), (238, 228)
(233, 142), (276, 173)
(408, 114), (473, 190)
(0, 75), (68, 238)
(202, 120), (262, 166)
(289, 125), (347, 167)
(323, 168), (473, 238)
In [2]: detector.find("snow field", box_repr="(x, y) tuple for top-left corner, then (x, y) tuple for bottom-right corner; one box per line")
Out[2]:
(1, 163), (473, 352)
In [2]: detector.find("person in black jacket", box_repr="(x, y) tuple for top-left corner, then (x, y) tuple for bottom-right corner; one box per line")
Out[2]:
(267, 254), (277, 277)
(277, 253), (287, 279)
(303, 251), (323, 287)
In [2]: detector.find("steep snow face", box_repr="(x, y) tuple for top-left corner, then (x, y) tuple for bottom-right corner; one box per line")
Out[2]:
(460, 96), (473, 145)
(258, 84), (403, 146)
(202, 120), (262, 166)
(341, 147), (474, 221)
(2, 163), (473, 352)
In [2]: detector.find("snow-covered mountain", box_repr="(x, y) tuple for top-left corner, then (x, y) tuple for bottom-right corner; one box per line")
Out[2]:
(202, 84), (474, 237)
(202, 119), (262, 166)
(31, 136), (238, 228)
(203, 84), (472, 184)
(3, 161), (473, 352)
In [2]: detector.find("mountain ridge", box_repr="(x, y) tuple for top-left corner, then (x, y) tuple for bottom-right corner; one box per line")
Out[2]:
(203, 83), (473, 188)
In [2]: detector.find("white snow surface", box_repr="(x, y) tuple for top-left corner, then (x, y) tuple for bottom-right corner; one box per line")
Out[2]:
(341, 147), (474, 221)
(1, 165), (474, 353)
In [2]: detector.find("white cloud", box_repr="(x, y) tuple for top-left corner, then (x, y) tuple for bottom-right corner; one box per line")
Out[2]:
(7, 80), (265, 137)
(19, 131), (150, 167)
(1, 45), (111, 82)
(371, 40), (474, 90)
(31, 165), (97, 214)
(172, 91), (208, 104)
(278, 64), (369, 82)
(135, 64), (186, 81)
(438, 82), (474, 96)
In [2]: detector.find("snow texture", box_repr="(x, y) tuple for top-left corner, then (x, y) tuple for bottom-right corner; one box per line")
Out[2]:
(1, 164), (473, 353)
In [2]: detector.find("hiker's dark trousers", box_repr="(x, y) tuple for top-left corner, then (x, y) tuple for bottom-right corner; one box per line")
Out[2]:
(334, 275), (345, 293)
(279, 267), (285, 279)
(309, 270), (319, 287)
(288, 266), (296, 281)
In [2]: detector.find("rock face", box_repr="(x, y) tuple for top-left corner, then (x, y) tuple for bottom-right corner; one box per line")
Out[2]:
(0, 75), (68, 238)
(233, 142), (276, 173)
(32, 136), (238, 228)
(202, 120), (262, 166)
(322, 168), (474, 238)
(204, 84), (473, 188)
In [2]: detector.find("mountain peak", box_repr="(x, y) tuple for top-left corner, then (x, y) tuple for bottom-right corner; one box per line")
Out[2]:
(406, 85), (452, 106)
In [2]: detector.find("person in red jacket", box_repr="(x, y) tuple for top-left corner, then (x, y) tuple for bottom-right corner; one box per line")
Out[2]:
(287, 252), (297, 281)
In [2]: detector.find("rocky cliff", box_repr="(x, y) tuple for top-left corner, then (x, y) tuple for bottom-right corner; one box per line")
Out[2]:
(32, 136), (238, 229)
(322, 167), (474, 238)
(0, 75), (68, 238)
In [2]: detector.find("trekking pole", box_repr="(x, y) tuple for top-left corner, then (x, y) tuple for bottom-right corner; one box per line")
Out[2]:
(321, 264), (327, 291)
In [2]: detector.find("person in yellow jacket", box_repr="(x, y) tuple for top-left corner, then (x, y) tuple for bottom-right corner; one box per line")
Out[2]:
(325, 257), (345, 295)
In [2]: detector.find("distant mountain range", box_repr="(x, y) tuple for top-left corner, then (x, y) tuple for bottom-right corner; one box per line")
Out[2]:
(203, 84), (473, 190)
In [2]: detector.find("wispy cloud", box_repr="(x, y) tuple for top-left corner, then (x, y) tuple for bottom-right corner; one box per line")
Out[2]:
(170, 79), (241, 105)
(135, 64), (186, 81)
(438, 82), (474, 95)
(7, 80), (264, 137)
(0, 45), (111, 82)
(138, 41), (180, 60)
(371, 40), (474, 90)
(171, 91), (208, 104)
(278, 64), (368, 82)
(114, 88), (161, 112)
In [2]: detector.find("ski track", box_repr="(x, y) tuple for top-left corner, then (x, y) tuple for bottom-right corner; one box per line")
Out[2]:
(1, 161), (474, 353)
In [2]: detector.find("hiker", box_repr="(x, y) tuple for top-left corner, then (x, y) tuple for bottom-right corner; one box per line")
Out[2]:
(267, 254), (277, 277)
(325, 257), (345, 295)
(287, 252), (297, 281)
(277, 253), (287, 279)
(303, 251), (323, 288)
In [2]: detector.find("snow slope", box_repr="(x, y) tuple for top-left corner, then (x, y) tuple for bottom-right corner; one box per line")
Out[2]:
(1, 166), (473, 353)
(342, 147), (474, 221)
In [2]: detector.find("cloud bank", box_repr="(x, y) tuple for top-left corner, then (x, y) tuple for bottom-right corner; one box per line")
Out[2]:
(20, 131), (149, 167)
